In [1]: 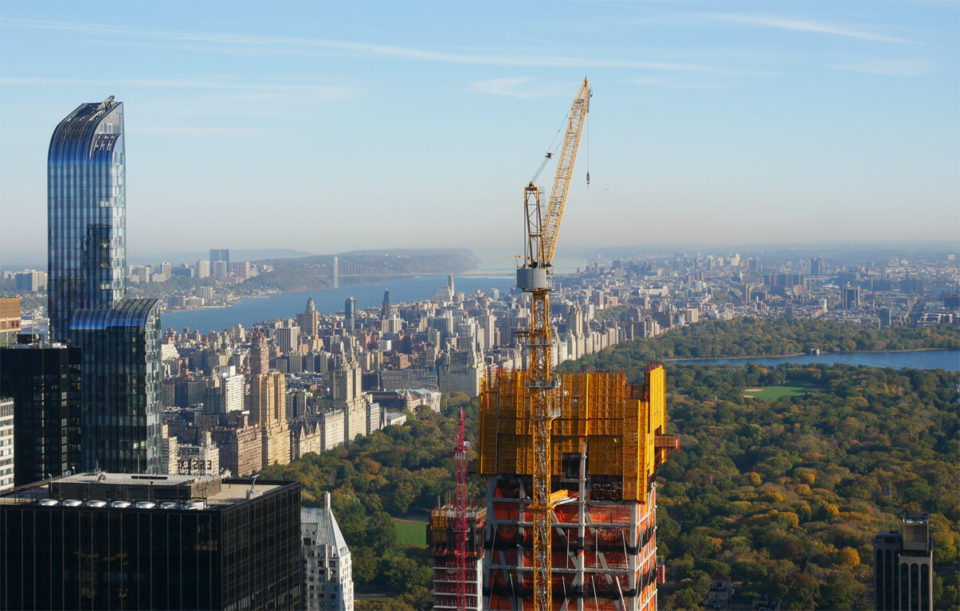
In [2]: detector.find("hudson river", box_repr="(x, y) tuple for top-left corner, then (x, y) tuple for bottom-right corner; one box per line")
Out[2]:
(161, 275), (516, 334)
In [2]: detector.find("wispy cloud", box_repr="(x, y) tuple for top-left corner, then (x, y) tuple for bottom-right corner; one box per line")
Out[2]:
(633, 76), (732, 90)
(698, 13), (915, 44)
(469, 78), (576, 99)
(830, 59), (933, 76)
(0, 76), (357, 100)
(0, 18), (763, 75)
(128, 126), (270, 137)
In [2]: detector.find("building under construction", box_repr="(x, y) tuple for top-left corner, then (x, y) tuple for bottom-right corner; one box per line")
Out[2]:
(478, 365), (677, 610)
(429, 503), (487, 610)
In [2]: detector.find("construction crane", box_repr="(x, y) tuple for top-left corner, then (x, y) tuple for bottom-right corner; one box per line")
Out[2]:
(454, 408), (467, 611)
(517, 77), (590, 611)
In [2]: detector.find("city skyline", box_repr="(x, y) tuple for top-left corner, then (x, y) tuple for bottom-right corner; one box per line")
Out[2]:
(1, 1), (957, 261)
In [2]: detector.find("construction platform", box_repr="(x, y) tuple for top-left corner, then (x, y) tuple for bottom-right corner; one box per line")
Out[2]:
(478, 365), (677, 610)
(428, 504), (487, 611)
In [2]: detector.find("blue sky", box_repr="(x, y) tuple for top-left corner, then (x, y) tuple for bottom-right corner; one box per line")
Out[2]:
(1, 1), (957, 264)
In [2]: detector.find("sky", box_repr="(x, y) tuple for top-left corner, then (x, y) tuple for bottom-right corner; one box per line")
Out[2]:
(0, 0), (957, 266)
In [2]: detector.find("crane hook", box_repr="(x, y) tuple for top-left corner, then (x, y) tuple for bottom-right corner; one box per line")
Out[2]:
(586, 171), (590, 187)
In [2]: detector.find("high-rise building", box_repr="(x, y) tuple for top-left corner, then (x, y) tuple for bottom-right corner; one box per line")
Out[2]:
(810, 256), (824, 276)
(0, 298), (20, 347)
(478, 366), (677, 609)
(428, 503), (485, 610)
(344, 297), (356, 333)
(69, 298), (162, 473)
(843, 284), (861, 309)
(382, 289), (391, 318)
(874, 513), (934, 611)
(210, 248), (230, 271)
(48, 97), (126, 342)
(301, 492), (354, 611)
(249, 329), (270, 375)
(0, 339), (82, 486)
(0, 472), (301, 610)
(196, 259), (211, 279)
(0, 399), (13, 493)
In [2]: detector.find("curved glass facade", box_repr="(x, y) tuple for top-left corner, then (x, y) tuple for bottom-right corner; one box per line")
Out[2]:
(48, 97), (125, 342)
(69, 298), (162, 473)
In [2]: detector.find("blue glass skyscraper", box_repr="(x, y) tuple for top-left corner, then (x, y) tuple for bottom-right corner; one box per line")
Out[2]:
(46, 97), (161, 473)
(47, 97), (125, 342)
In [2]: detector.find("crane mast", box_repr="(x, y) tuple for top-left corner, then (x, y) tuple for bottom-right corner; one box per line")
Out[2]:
(517, 78), (590, 611)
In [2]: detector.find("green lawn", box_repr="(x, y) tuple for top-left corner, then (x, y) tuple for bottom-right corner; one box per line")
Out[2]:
(743, 385), (809, 400)
(393, 518), (427, 547)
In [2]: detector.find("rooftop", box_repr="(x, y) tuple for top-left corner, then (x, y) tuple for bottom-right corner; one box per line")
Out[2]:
(0, 472), (287, 509)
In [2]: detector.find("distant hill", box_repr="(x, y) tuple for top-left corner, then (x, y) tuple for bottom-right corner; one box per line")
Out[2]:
(238, 248), (479, 294)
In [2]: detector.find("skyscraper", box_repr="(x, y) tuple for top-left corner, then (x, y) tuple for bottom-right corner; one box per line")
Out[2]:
(301, 492), (354, 610)
(0, 338), (82, 485)
(344, 297), (356, 332)
(0, 473), (301, 610)
(874, 513), (934, 611)
(48, 97), (126, 342)
(69, 299), (162, 473)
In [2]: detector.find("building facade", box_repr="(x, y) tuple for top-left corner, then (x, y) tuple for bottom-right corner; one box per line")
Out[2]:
(48, 97), (126, 342)
(874, 513), (934, 611)
(0, 399), (12, 493)
(0, 473), (300, 610)
(301, 492), (353, 611)
(0, 339), (82, 486)
(69, 298), (162, 473)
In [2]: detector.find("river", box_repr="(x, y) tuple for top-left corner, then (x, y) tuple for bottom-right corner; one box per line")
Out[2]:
(161, 275), (516, 334)
(670, 350), (959, 372)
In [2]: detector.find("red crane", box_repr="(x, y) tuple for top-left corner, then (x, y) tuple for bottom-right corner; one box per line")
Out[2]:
(454, 407), (467, 610)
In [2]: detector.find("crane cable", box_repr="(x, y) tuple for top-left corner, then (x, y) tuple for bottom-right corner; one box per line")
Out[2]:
(531, 108), (574, 185)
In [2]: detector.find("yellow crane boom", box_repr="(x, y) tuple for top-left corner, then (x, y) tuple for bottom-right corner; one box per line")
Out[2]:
(517, 77), (590, 611)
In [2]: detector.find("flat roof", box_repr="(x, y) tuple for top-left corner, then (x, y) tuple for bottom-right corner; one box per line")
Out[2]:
(1, 473), (288, 509)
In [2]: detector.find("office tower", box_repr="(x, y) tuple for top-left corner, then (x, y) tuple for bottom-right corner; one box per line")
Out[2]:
(478, 366), (677, 609)
(344, 297), (356, 332)
(382, 289), (391, 318)
(249, 329), (270, 374)
(47, 97), (126, 342)
(428, 502), (485, 610)
(874, 513), (934, 611)
(69, 298), (162, 473)
(447, 274), (455, 297)
(0, 339), (82, 486)
(210, 248), (230, 270)
(0, 473), (300, 610)
(0, 399), (12, 493)
(0, 298), (20, 347)
(301, 492), (354, 611)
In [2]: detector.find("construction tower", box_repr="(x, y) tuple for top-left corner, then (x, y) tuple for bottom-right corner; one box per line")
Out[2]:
(479, 366), (678, 609)
(478, 78), (678, 609)
(429, 501), (487, 609)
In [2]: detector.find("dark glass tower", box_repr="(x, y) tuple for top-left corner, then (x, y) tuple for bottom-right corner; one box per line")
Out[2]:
(47, 97), (125, 342)
(0, 339), (82, 485)
(69, 299), (162, 473)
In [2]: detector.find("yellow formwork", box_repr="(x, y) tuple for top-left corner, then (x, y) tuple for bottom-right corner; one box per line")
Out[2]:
(478, 366), (668, 503)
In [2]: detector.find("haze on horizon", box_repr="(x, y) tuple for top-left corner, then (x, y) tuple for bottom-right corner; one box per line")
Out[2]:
(0, 1), (957, 263)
